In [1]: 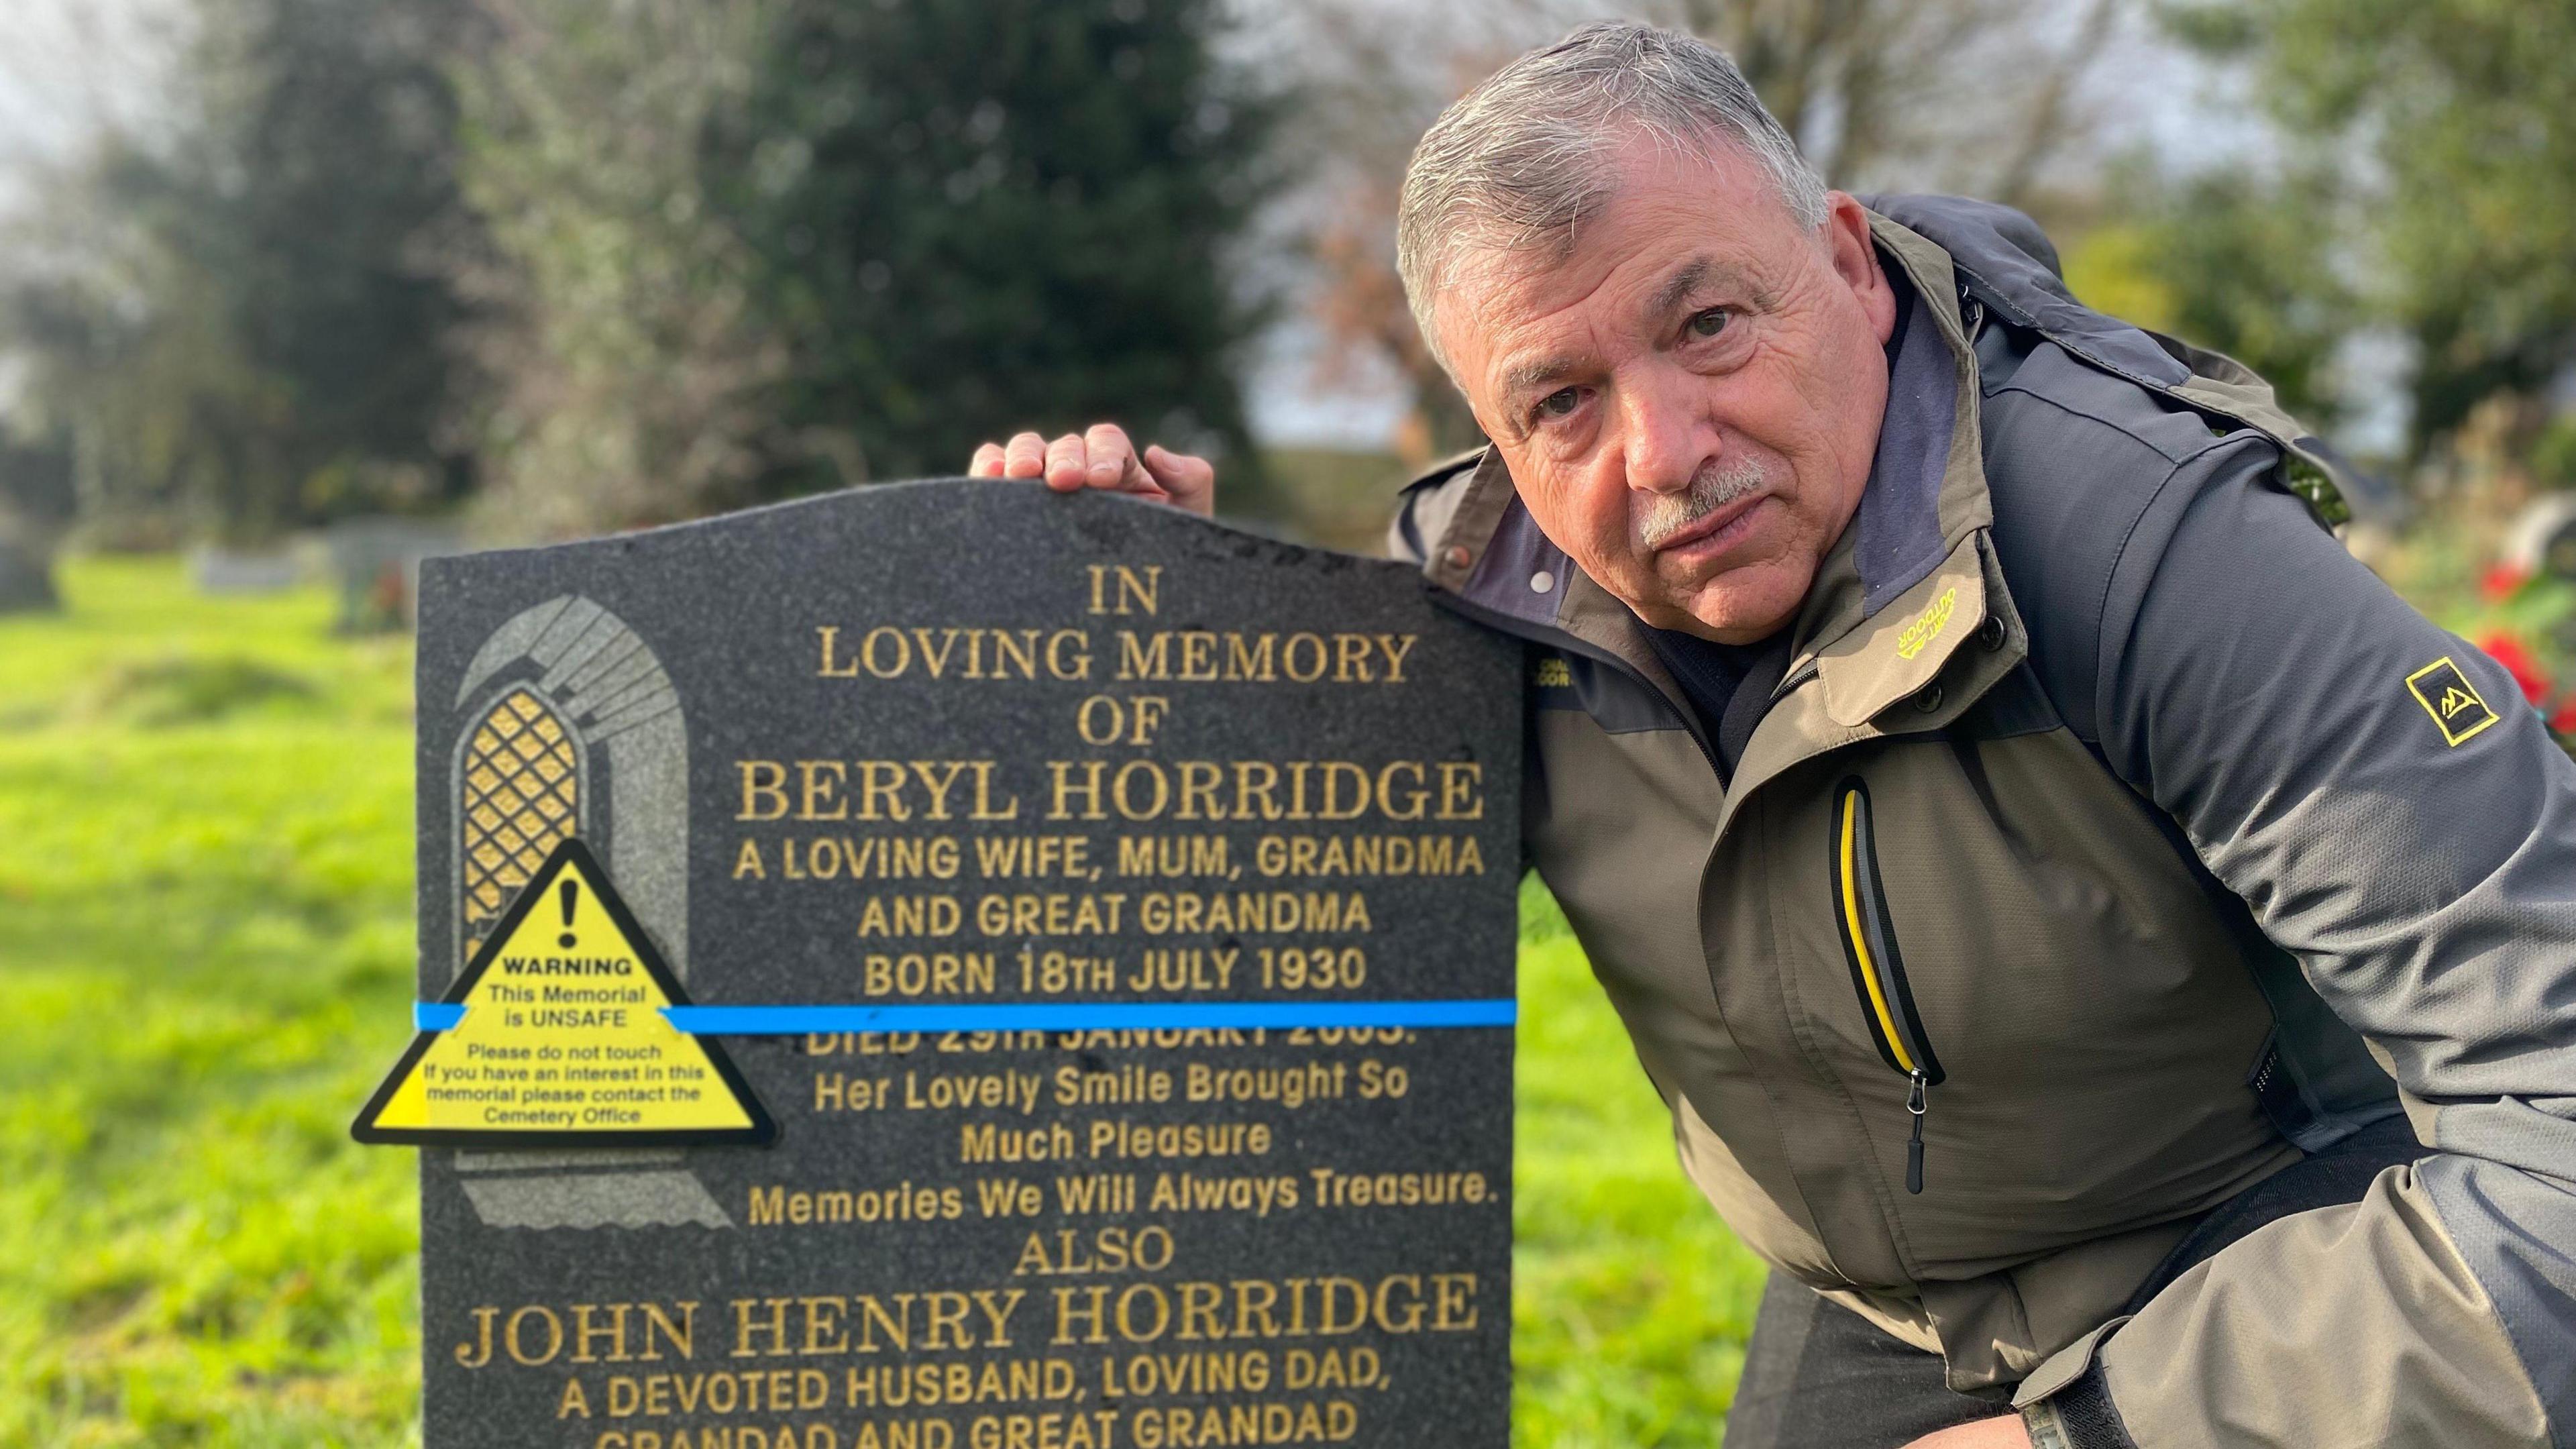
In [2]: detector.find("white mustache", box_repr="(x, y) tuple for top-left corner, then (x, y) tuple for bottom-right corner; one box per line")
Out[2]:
(1635, 455), (1769, 550)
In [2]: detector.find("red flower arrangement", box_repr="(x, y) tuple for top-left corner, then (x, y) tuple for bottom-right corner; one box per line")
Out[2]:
(2478, 631), (2551, 706)
(2481, 562), (2532, 603)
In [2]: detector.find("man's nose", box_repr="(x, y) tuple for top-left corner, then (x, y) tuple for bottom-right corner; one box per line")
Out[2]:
(1617, 372), (1718, 494)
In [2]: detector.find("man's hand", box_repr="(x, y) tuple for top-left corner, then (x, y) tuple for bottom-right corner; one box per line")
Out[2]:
(967, 424), (1216, 518)
(1903, 1415), (2032, 1449)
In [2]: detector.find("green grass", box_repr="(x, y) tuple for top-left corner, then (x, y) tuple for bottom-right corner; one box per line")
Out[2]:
(0, 556), (1763, 1446)
(1512, 887), (1765, 1444)
(0, 560), (422, 1446)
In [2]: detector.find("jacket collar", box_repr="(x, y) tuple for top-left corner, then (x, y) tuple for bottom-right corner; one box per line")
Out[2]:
(1421, 209), (2021, 731)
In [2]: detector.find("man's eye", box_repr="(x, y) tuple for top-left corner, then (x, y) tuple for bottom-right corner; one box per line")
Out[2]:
(1687, 308), (1731, 339)
(1534, 387), (1582, 420)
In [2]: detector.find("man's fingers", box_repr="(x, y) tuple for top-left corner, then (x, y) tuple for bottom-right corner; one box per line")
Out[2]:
(977, 425), (1211, 515)
(1002, 432), (1048, 480)
(1043, 433), (1092, 492)
(1083, 423), (1142, 491)
(1142, 444), (1217, 517)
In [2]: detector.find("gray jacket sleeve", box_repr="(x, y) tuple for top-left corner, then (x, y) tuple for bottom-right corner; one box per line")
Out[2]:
(2017, 435), (2576, 1448)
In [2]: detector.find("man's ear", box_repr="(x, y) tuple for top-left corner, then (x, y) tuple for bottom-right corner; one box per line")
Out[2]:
(1823, 192), (1896, 345)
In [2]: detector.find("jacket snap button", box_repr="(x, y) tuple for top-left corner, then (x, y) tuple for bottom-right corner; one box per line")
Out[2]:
(1444, 545), (1474, 570)
(1977, 615), (2006, 650)
(1913, 683), (1945, 713)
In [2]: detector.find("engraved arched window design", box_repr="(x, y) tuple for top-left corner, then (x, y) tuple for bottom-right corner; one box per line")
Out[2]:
(459, 686), (584, 960)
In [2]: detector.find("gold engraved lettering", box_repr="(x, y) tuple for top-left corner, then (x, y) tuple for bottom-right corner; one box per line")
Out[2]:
(817, 625), (861, 677)
(863, 951), (996, 995)
(746, 1183), (967, 1227)
(857, 761), (909, 821)
(1438, 761), (1485, 819)
(721, 1291), (1024, 1358)
(570, 1302), (632, 1364)
(1015, 1225), (1177, 1278)
(738, 761), (789, 820)
(908, 761), (971, 820)
(861, 625), (910, 677)
(843, 1356), (1082, 1410)
(813, 626), (1093, 681)
(1283, 634), (1327, 683)
(1046, 1273), (1477, 1344)
(855, 895), (963, 938)
(1254, 831), (1485, 878)
(965, 1122), (1079, 1163)
(1108, 629), (1415, 684)
(971, 761), (1022, 820)
(975, 835), (1093, 879)
(771, 834), (962, 882)
(1086, 564), (1163, 616)
(1038, 759), (1472, 824)
(1117, 834), (1230, 878)
(798, 760), (849, 820)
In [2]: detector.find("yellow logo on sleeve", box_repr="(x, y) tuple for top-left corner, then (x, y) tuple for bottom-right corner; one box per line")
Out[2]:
(2406, 656), (2500, 747)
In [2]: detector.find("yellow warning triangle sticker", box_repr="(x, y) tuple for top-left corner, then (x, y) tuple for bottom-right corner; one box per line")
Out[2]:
(353, 838), (774, 1147)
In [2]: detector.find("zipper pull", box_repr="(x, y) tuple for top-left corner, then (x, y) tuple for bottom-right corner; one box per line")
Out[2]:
(1905, 1069), (1929, 1195)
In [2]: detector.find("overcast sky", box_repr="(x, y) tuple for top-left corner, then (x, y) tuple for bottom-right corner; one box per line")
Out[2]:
(0, 0), (183, 201)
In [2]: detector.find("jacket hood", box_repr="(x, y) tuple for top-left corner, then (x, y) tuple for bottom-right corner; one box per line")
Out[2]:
(1860, 193), (2193, 396)
(1864, 193), (2378, 518)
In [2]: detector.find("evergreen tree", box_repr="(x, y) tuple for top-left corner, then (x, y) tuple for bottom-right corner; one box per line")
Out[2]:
(449, 0), (790, 537)
(712, 0), (1278, 497)
(189, 0), (486, 530)
(1, 0), (483, 542)
(2171, 0), (2576, 458)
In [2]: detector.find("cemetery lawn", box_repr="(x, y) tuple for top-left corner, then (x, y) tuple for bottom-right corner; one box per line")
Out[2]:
(0, 555), (1764, 1448)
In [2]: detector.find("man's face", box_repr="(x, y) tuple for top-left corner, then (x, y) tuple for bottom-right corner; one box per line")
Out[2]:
(1436, 139), (1897, 643)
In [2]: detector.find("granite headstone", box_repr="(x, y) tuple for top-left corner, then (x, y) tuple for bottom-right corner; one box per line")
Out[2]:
(404, 480), (1521, 1448)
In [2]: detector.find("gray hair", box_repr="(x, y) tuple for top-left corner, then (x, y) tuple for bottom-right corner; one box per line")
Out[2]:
(1395, 21), (1829, 374)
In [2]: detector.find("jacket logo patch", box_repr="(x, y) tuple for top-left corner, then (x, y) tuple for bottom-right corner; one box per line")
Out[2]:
(1895, 587), (1958, 660)
(2406, 656), (2499, 746)
(1532, 656), (1572, 688)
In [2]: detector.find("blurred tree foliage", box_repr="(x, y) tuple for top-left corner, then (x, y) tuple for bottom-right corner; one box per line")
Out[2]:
(2167, 0), (2576, 459)
(2061, 165), (2353, 429)
(1, 0), (484, 544)
(3, 0), (1280, 545)
(459, 0), (1280, 533)
(706, 0), (1279, 504)
(1281, 0), (2128, 465)
(455, 0), (790, 536)
(17, 0), (2572, 541)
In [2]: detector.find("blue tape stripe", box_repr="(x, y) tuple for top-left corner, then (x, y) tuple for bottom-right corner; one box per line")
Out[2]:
(412, 1000), (1515, 1034)
(662, 1000), (1515, 1034)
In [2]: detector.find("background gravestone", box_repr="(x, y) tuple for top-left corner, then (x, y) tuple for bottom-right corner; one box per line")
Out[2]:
(406, 480), (1522, 1447)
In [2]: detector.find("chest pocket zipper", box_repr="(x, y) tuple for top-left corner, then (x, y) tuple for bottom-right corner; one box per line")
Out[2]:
(1831, 779), (1947, 1193)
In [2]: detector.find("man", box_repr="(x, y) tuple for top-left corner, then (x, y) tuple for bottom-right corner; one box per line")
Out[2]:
(971, 23), (2576, 1449)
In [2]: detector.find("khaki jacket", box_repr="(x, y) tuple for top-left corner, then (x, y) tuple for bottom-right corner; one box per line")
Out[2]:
(1395, 197), (2576, 1447)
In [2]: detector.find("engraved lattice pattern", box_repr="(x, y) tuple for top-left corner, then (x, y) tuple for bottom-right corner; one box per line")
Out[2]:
(461, 688), (578, 959)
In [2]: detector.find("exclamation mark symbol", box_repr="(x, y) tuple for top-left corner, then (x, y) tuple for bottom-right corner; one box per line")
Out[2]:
(557, 879), (580, 950)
